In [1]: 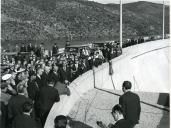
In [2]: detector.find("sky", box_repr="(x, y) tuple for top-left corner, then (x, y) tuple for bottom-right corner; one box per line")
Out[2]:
(88, 0), (170, 5)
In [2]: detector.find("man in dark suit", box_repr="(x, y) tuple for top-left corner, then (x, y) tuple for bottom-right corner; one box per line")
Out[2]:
(97, 104), (132, 128)
(12, 101), (38, 128)
(27, 72), (41, 121)
(34, 68), (43, 119)
(27, 42), (35, 53)
(52, 43), (59, 56)
(8, 84), (32, 126)
(58, 63), (70, 84)
(49, 65), (60, 85)
(38, 79), (60, 127)
(27, 72), (39, 101)
(20, 43), (27, 52)
(35, 68), (43, 89)
(41, 66), (51, 87)
(119, 81), (141, 127)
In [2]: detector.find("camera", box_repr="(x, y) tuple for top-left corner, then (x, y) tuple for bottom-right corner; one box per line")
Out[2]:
(96, 121), (102, 126)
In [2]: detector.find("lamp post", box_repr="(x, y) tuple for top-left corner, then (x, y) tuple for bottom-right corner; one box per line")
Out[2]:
(163, 0), (165, 39)
(120, 0), (123, 48)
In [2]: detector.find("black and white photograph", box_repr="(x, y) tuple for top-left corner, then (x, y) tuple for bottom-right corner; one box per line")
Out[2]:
(0, 0), (170, 128)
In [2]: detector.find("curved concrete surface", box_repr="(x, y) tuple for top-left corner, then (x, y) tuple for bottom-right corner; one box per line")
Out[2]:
(95, 39), (170, 93)
(44, 39), (170, 128)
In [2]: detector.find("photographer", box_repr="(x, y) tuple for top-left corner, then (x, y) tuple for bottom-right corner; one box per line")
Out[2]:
(97, 104), (132, 128)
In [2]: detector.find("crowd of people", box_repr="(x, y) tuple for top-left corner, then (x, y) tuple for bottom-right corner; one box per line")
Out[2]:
(1, 41), (122, 128)
(1, 41), (122, 80)
(1, 33), (169, 128)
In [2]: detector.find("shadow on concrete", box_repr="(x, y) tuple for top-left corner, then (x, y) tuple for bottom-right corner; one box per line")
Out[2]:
(157, 93), (170, 128)
(95, 87), (170, 112)
(157, 93), (169, 107)
(157, 109), (170, 128)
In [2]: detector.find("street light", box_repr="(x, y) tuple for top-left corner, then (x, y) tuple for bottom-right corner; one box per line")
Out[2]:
(162, 0), (165, 39)
(120, 0), (122, 47)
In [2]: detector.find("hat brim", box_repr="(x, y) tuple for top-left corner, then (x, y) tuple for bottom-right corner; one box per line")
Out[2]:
(2, 74), (12, 81)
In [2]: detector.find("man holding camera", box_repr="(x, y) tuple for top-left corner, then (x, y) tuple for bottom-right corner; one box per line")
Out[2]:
(97, 104), (132, 128)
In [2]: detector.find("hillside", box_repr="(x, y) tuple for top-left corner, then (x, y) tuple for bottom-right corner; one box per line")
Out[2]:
(1, 0), (170, 46)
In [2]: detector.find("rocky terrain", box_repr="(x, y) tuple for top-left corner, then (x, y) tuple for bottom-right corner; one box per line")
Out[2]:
(1, 0), (170, 46)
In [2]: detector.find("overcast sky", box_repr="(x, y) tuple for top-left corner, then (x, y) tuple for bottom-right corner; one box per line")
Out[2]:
(88, 0), (170, 5)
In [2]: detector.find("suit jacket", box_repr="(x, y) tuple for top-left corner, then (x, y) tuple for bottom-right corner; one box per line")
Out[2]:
(20, 46), (27, 52)
(41, 72), (49, 87)
(119, 91), (141, 125)
(35, 76), (43, 89)
(48, 71), (59, 85)
(27, 45), (35, 52)
(58, 67), (70, 83)
(38, 86), (60, 113)
(8, 94), (32, 120)
(12, 114), (37, 128)
(35, 47), (41, 58)
(27, 80), (39, 101)
(52, 46), (59, 55)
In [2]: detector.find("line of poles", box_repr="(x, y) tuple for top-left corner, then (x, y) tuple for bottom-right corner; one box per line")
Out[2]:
(119, 0), (166, 48)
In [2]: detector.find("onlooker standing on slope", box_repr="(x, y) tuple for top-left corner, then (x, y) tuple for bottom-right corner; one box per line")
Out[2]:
(119, 81), (141, 127)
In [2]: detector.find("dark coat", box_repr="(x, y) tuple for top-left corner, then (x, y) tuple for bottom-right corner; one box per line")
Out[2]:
(38, 85), (60, 126)
(58, 67), (70, 83)
(38, 85), (60, 113)
(35, 76), (43, 89)
(35, 47), (41, 58)
(8, 94), (32, 120)
(48, 71), (59, 85)
(52, 45), (59, 55)
(119, 91), (141, 125)
(20, 46), (27, 52)
(12, 114), (37, 128)
(27, 44), (35, 52)
(41, 72), (50, 87)
(27, 80), (39, 101)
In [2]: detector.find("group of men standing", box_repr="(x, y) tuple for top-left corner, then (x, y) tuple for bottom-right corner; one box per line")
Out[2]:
(17, 42), (45, 58)
(1, 63), (71, 128)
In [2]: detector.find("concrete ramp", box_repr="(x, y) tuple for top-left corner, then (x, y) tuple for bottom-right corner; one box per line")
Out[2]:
(94, 39), (170, 93)
(44, 39), (170, 128)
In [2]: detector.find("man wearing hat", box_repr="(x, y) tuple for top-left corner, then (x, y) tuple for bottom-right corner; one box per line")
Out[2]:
(119, 81), (141, 128)
(2, 74), (17, 95)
